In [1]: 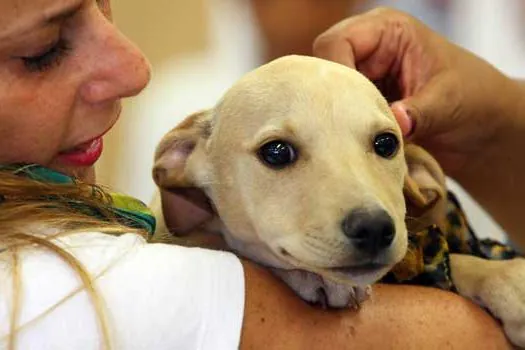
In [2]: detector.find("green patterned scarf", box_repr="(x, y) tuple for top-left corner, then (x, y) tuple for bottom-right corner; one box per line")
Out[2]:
(0, 164), (156, 236)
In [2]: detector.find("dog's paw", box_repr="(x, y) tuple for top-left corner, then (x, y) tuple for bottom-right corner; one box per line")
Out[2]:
(271, 268), (371, 309)
(451, 254), (525, 348)
(476, 258), (525, 348)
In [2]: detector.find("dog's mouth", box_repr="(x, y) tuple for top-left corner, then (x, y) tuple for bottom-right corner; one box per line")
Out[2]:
(328, 263), (389, 277)
(278, 247), (390, 283)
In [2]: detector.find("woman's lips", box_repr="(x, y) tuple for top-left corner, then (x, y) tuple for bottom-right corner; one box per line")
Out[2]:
(57, 137), (103, 167)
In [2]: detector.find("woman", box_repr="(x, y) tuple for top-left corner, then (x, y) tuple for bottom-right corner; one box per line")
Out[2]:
(0, 1), (513, 349)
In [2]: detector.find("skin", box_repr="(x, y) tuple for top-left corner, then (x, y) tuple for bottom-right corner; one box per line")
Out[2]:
(0, 1), (511, 348)
(241, 262), (511, 349)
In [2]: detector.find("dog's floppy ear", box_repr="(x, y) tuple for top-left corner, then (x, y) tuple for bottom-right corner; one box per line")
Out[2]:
(153, 109), (213, 214)
(403, 144), (447, 232)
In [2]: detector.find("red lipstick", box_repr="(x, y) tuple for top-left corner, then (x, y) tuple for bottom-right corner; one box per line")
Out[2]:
(57, 137), (103, 167)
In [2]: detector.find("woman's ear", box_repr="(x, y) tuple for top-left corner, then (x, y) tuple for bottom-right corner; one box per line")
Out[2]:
(152, 109), (214, 216)
(403, 144), (448, 232)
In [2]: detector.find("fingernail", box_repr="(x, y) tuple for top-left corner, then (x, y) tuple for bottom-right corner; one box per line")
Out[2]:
(391, 102), (414, 137)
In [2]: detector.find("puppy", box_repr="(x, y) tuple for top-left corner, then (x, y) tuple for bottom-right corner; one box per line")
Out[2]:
(153, 55), (525, 347)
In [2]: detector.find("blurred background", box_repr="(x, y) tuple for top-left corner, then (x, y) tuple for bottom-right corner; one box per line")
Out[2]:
(98, 0), (525, 243)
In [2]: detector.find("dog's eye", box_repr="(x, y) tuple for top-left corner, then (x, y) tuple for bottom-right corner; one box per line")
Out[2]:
(258, 140), (297, 169)
(374, 133), (399, 158)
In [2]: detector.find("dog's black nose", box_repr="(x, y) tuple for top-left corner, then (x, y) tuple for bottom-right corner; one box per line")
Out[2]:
(342, 209), (395, 255)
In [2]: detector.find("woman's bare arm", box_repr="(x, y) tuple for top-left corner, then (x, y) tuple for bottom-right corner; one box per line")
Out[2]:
(454, 79), (525, 250)
(240, 261), (511, 349)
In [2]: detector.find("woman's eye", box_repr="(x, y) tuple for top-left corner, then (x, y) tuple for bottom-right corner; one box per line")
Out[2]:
(258, 140), (298, 169)
(20, 39), (71, 73)
(373, 132), (399, 159)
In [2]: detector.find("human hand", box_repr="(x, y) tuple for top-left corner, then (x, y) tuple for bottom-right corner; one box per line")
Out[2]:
(313, 7), (520, 178)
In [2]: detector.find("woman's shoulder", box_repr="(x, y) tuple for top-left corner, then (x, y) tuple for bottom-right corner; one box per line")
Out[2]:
(1, 232), (245, 349)
(41, 230), (241, 273)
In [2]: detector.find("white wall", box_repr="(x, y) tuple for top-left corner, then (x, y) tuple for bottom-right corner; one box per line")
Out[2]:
(450, 0), (525, 79)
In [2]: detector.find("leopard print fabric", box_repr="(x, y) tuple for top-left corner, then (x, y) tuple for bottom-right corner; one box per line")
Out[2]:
(380, 191), (521, 291)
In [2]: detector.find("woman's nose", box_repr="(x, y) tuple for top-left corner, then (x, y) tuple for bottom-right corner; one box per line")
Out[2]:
(80, 11), (151, 104)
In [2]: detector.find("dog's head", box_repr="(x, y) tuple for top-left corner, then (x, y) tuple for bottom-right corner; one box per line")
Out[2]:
(154, 55), (446, 285)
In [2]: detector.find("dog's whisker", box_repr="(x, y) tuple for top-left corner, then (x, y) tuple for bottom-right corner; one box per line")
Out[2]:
(301, 238), (334, 254)
(305, 233), (343, 248)
(301, 239), (349, 261)
(303, 237), (337, 252)
(301, 241), (329, 257)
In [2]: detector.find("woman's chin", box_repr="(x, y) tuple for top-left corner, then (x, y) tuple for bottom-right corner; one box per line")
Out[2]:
(70, 166), (96, 183)
(80, 166), (96, 183)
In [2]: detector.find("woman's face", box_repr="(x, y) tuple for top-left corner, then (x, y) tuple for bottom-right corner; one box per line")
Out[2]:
(0, 0), (150, 181)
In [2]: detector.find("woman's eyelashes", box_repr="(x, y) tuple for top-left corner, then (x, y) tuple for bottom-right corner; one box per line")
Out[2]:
(20, 39), (72, 73)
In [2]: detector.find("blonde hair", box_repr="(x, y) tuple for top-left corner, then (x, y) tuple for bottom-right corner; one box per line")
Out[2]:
(0, 170), (146, 350)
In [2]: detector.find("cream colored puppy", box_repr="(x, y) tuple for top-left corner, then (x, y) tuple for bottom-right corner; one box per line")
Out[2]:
(156, 55), (408, 303)
(153, 56), (525, 347)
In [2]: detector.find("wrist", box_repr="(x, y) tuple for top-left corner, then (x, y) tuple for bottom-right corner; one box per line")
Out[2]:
(454, 76), (525, 183)
(451, 76), (525, 242)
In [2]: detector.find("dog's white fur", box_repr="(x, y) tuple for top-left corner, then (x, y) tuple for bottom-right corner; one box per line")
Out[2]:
(153, 55), (525, 347)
